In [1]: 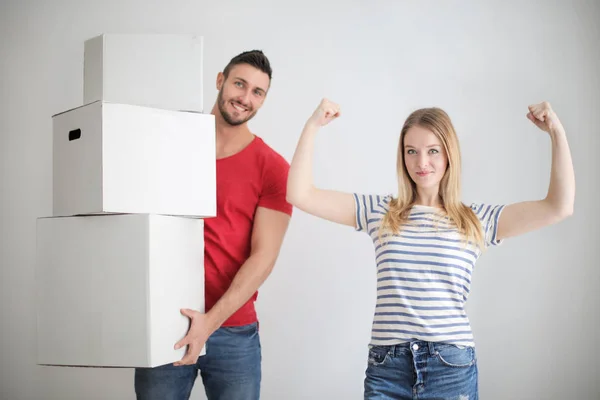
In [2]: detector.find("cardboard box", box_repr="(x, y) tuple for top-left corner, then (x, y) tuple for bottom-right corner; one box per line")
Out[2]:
(52, 101), (216, 217)
(36, 214), (205, 368)
(84, 34), (204, 112)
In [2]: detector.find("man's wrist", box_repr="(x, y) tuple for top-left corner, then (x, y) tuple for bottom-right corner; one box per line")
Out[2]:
(205, 307), (226, 333)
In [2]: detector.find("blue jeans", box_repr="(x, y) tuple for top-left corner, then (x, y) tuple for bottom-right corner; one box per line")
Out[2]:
(134, 322), (261, 400)
(364, 341), (478, 400)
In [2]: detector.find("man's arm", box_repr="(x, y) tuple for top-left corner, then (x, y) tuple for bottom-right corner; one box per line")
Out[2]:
(174, 206), (291, 366)
(205, 206), (290, 329)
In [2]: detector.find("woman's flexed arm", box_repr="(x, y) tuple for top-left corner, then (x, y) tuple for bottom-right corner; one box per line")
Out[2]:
(286, 99), (356, 228)
(496, 101), (575, 241)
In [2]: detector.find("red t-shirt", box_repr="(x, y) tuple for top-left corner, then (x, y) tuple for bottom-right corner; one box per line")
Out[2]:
(204, 136), (293, 326)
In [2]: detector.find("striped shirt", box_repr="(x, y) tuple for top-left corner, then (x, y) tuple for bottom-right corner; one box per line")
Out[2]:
(354, 194), (505, 348)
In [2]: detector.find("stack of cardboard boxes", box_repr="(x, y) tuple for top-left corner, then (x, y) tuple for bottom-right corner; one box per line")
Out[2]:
(35, 34), (215, 368)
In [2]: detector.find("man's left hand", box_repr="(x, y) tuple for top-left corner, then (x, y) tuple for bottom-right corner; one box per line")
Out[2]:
(173, 308), (215, 366)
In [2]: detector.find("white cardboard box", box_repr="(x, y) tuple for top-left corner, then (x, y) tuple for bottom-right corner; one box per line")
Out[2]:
(36, 214), (205, 368)
(52, 101), (216, 217)
(84, 34), (204, 112)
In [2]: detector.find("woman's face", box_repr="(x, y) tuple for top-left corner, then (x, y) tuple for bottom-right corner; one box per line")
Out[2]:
(403, 125), (449, 190)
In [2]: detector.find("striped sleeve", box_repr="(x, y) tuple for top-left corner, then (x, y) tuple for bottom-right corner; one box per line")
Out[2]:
(470, 203), (506, 247)
(353, 194), (387, 234)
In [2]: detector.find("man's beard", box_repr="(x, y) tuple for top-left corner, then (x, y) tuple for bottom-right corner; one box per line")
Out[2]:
(217, 90), (256, 126)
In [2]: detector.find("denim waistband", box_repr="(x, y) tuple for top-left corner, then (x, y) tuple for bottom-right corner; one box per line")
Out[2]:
(374, 340), (469, 357)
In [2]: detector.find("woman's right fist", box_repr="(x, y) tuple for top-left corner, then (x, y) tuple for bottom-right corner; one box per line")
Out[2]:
(307, 98), (341, 128)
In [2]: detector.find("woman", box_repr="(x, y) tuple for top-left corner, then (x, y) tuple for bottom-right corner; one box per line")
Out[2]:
(286, 99), (575, 399)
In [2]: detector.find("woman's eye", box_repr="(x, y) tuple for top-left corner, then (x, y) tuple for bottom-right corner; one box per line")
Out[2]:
(429, 149), (439, 154)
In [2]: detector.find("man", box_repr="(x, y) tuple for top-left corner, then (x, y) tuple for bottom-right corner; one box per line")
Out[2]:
(135, 50), (293, 400)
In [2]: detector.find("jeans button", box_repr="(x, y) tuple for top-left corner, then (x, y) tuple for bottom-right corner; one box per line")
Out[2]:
(412, 344), (419, 351)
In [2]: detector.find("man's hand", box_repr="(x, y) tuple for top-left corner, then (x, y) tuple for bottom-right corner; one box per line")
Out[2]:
(173, 308), (216, 366)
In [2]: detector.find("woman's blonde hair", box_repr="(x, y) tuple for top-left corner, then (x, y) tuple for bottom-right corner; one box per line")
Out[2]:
(379, 107), (485, 249)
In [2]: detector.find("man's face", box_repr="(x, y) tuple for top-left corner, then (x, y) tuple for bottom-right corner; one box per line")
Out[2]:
(216, 64), (270, 126)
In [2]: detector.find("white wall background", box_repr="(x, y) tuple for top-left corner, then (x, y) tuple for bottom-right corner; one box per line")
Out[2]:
(1, 1), (599, 399)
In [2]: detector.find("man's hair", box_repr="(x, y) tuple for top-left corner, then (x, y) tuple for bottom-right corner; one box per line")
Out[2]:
(222, 50), (272, 80)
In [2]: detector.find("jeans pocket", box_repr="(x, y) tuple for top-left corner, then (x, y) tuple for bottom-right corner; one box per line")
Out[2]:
(434, 344), (476, 368)
(222, 322), (258, 337)
(367, 346), (390, 366)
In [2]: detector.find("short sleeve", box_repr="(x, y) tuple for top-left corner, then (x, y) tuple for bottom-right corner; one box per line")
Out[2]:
(258, 154), (293, 216)
(353, 194), (389, 234)
(470, 203), (506, 247)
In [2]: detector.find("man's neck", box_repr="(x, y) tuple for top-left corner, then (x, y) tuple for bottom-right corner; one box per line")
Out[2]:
(212, 108), (255, 160)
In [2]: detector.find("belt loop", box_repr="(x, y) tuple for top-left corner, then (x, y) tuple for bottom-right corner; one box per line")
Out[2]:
(428, 341), (436, 356)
